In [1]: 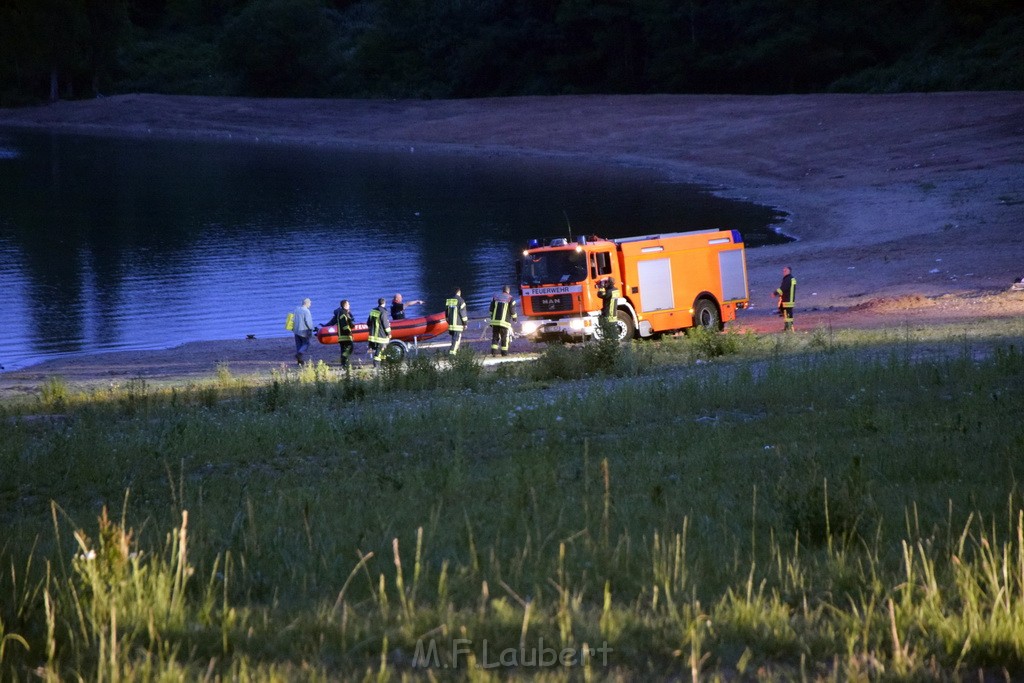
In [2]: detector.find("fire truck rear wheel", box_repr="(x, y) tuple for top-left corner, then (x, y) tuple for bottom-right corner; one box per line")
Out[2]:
(693, 299), (721, 331)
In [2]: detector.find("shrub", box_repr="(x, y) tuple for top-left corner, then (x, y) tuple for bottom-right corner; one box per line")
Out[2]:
(215, 362), (233, 387)
(446, 347), (482, 390)
(260, 378), (286, 412)
(580, 334), (622, 374)
(774, 453), (875, 545)
(377, 352), (439, 392)
(530, 343), (585, 381)
(40, 376), (69, 410)
(119, 378), (150, 415)
(683, 327), (747, 360)
(808, 325), (839, 352)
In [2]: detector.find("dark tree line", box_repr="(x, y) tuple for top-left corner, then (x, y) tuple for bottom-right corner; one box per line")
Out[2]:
(1, 0), (1021, 105)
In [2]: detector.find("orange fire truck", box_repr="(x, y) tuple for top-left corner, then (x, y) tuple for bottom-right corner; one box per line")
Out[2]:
(517, 229), (749, 341)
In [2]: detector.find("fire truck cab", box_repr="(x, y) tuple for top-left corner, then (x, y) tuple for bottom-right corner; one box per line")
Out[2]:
(517, 229), (749, 341)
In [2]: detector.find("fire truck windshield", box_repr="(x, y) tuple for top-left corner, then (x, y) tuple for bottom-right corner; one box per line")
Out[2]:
(520, 250), (588, 286)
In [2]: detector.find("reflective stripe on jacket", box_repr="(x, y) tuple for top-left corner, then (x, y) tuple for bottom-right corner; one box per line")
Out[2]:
(367, 307), (391, 344)
(337, 311), (355, 342)
(489, 292), (517, 329)
(600, 287), (620, 320)
(445, 297), (468, 332)
(775, 275), (797, 309)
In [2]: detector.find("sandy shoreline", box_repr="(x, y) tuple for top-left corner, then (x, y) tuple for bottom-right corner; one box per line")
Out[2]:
(1, 92), (1022, 396)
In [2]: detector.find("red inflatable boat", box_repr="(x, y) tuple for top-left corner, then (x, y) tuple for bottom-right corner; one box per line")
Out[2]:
(316, 311), (449, 345)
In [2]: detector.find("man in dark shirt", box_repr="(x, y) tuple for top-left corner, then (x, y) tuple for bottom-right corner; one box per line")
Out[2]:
(390, 293), (424, 320)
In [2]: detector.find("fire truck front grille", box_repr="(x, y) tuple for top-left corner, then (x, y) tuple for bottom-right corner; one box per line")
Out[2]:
(530, 294), (574, 313)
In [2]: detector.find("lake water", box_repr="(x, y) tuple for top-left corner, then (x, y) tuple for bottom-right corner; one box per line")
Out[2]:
(0, 130), (787, 371)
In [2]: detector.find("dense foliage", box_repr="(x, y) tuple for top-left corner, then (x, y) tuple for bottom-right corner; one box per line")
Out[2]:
(1, 0), (1022, 105)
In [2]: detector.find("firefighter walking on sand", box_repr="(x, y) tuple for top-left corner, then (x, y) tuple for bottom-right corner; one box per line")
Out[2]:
(774, 266), (797, 332)
(322, 299), (355, 370)
(292, 298), (314, 366)
(445, 287), (468, 355)
(366, 298), (391, 366)
(489, 285), (518, 356)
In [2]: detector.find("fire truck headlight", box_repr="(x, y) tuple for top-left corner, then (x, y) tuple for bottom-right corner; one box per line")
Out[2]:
(569, 318), (585, 330)
(521, 321), (539, 336)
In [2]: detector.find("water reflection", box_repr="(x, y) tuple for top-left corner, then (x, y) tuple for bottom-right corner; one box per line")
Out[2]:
(0, 131), (787, 370)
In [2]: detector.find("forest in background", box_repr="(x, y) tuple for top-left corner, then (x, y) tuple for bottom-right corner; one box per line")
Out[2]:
(1, 0), (1022, 106)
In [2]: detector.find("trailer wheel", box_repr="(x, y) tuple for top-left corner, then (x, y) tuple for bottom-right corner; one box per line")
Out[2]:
(692, 299), (721, 331)
(385, 340), (408, 362)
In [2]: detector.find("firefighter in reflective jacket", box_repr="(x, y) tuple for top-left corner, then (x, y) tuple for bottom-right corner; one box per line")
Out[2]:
(322, 299), (355, 369)
(366, 298), (391, 366)
(489, 285), (517, 356)
(774, 266), (797, 332)
(598, 278), (620, 320)
(445, 287), (469, 356)
(597, 277), (621, 339)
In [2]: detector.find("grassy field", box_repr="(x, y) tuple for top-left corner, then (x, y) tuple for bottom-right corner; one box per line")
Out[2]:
(2, 321), (1023, 681)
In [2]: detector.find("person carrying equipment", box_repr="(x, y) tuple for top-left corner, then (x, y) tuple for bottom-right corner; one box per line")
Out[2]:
(322, 299), (355, 369)
(292, 298), (314, 365)
(488, 285), (518, 357)
(774, 266), (797, 332)
(366, 298), (391, 366)
(445, 287), (469, 356)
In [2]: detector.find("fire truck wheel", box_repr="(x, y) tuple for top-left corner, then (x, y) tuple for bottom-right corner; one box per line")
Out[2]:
(693, 299), (721, 331)
(615, 310), (635, 340)
(596, 310), (635, 341)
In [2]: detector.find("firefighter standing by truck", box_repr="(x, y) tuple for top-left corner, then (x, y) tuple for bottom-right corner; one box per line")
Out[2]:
(774, 266), (797, 332)
(445, 287), (469, 356)
(366, 298), (391, 366)
(597, 277), (621, 339)
(489, 285), (518, 356)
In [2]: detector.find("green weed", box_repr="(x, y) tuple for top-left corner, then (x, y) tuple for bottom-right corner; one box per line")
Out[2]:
(40, 376), (69, 411)
(682, 326), (751, 360)
(529, 342), (585, 380)
(447, 347), (483, 389)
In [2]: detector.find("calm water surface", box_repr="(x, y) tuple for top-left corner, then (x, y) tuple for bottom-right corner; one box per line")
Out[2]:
(0, 131), (786, 370)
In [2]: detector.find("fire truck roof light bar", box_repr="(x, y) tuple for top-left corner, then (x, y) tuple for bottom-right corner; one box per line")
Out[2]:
(526, 229), (743, 251)
(614, 228), (721, 244)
